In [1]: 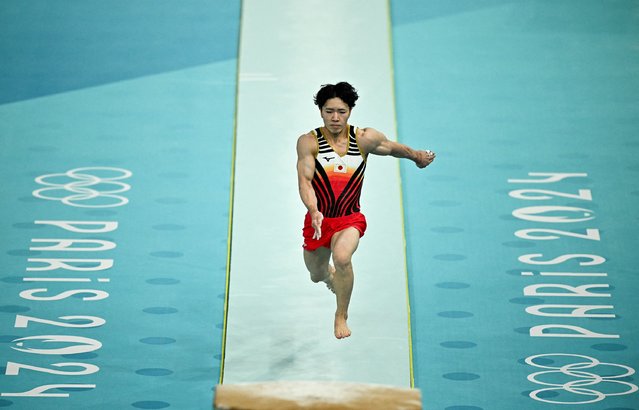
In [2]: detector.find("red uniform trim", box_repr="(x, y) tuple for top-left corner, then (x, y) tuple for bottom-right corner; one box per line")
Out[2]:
(302, 212), (367, 251)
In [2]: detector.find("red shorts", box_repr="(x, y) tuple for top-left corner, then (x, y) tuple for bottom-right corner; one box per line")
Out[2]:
(302, 212), (367, 251)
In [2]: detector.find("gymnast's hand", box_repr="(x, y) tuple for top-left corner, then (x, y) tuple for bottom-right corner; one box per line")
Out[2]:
(311, 210), (323, 240)
(415, 149), (436, 168)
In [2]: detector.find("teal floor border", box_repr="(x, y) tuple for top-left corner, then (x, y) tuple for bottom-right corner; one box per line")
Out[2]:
(392, 1), (639, 409)
(0, 2), (240, 409)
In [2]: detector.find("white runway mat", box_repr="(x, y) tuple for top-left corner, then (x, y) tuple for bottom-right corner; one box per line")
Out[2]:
(222, 0), (412, 387)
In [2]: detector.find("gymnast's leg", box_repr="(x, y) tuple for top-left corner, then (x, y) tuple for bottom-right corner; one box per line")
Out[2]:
(329, 227), (360, 339)
(303, 247), (335, 292)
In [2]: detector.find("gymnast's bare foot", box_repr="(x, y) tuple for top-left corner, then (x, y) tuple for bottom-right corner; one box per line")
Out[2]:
(334, 314), (351, 339)
(324, 264), (336, 294)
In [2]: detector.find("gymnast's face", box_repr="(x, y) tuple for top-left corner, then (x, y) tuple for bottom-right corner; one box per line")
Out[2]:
(320, 97), (351, 136)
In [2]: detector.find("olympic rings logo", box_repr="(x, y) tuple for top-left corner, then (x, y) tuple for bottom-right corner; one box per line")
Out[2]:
(33, 167), (132, 208)
(526, 353), (638, 404)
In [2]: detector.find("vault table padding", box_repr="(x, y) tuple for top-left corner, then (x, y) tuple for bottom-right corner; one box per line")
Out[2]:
(214, 381), (422, 410)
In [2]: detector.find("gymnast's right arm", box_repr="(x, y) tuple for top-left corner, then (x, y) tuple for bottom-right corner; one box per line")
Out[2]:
(296, 133), (323, 240)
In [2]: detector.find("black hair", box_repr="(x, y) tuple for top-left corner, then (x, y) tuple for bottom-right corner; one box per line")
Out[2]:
(313, 82), (359, 109)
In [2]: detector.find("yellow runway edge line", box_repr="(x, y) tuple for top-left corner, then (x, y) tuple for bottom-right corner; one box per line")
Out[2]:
(385, 0), (416, 388)
(219, 0), (245, 384)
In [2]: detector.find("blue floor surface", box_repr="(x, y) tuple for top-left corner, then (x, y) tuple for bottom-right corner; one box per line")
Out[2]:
(393, 1), (639, 408)
(0, 1), (239, 408)
(1, 1), (638, 409)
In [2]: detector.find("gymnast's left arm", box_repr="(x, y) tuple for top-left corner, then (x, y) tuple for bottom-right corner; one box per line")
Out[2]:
(359, 127), (435, 168)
